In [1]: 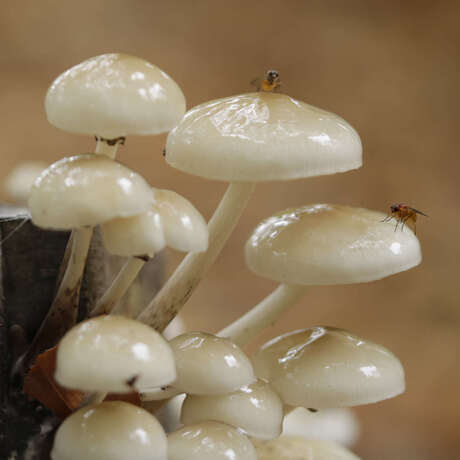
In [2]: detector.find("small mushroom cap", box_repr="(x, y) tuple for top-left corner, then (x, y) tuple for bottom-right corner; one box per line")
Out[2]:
(153, 189), (208, 252)
(101, 209), (165, 258)
(181, 379), (283, 440)
(168, 421), (257, 460)
(51, 401), (167, 460)
(29, 154), (154, 229)
(55, 315), (176, 393)
(3, 161), (47, 204)
(282, 407), (360, 447)
(254, 436), (361, 460)
(166, 92), (362, 182)
(46, 53), (186, 138)
(169, 332), (255, 395)
(246, 204), (422, 285)
(253, 327), (405, 409)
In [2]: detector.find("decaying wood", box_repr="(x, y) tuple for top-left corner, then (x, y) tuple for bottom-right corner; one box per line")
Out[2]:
(0, 210), (165, 459)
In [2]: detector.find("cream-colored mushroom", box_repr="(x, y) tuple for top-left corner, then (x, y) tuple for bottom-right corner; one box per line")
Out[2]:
(168, 421), (257, 460)
(91, 188), (208, 316)
(45, 53), (185, 157)
(181, 379), (283, 440)
(55, 315), (176, 393)
(137, 93), (362, 332)
(253, 326), (405, 409)
(23, 154), (154, 365)
(169, 332), (255, 395)
(282, 407), (360, 447)
(254, 436), (361, 460)
(219, 204), (422, 346)
(51, 401), (167, 460)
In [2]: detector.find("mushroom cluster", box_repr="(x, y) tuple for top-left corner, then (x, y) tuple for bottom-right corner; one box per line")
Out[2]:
(12, 53), (423, 460)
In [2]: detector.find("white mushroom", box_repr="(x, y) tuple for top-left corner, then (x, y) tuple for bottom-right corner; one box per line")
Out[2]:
(55, 315), (176, 393)
(168, 421), (257, 460)
(168, 332), (255, 395)
(254, 436), (361, 460)
(46, 53), (185, 157)
(91, 188), (208, 316)
(252, 326), (405, 409)
(219, 204), (422, 346)
(137, 93), (362, 332)
(51, 401), (167, 460)
(181, 379), (283, 440)
(24, 154), (154, 364)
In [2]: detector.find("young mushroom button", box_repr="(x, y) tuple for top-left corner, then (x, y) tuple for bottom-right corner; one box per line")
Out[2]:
(138, 93), (362, 332)
(51, 401), (167, 460)
(253, 327), (405, 409)
(55, 315), (176, 393)
(168, 421), (257, 460)
(219, 204), (422, 346)
(45, 53), (186, 157)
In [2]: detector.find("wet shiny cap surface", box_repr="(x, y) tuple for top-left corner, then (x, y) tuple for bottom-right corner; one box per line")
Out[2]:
(255, 436), (361, 460)
(169, 332), (255, 394)
(181, 379), (283, 440)
(55, 315), (176, 393)
(246, 204), (422, 285)
(168, 421), (257, 460)
(29, 154), (154, 229)
(166, 92), (362, 182)
(46, 53), (186, 138)
(253, 326), (405, 408)
(51, 401), (167, 460)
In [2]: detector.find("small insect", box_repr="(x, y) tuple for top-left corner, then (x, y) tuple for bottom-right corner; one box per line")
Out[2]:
(251, 70), (281, 92)
(381, 203), (428, 234)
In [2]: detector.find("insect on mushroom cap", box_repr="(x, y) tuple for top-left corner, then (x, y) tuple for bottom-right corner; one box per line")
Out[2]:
(245, 203), (422, 286)
(165, 92), (362, 182)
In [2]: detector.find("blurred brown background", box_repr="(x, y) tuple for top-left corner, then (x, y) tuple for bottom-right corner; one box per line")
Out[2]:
(1, 1), (459, 458)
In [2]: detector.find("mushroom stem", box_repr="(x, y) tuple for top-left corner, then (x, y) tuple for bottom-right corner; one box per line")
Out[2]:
(95, 137), (122, 159)
(84, 391), (107, 406)
(18, 227), (93, 373)
(90, 257), (147, 317)
(137, 182), (255, 331)
(218, 284), (307, 347)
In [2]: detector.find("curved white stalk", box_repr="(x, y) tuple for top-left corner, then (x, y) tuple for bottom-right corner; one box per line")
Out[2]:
(137, 182), (255, 331)
(91, 257), (146, 317)
(218, 284), (307, 347)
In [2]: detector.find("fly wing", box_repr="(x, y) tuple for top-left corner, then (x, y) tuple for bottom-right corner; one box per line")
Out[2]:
(408, 207), (429, 217)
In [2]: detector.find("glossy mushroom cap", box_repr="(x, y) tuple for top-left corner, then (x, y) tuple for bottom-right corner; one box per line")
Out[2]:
(181, 379), (283, 440)
(253, 327), (405, 409)
(51, 401), (167, 460)
(46, 53), (186, 138)
(169, 332), (255, 394)
(168, 421), (257, 460)
(255, 437), (360, 460)
(153, 189), (208, 253)
(166, 92), (362, 182)
(29, 154), (154, 229)
(246, 204), (422, 285)
(282, 407), (360, 447)
(55, 315), (176, 393)
(101, 209), (165, 258)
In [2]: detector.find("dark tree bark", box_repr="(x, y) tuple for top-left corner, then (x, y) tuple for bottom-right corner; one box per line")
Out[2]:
(0, 210), (164, 459)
